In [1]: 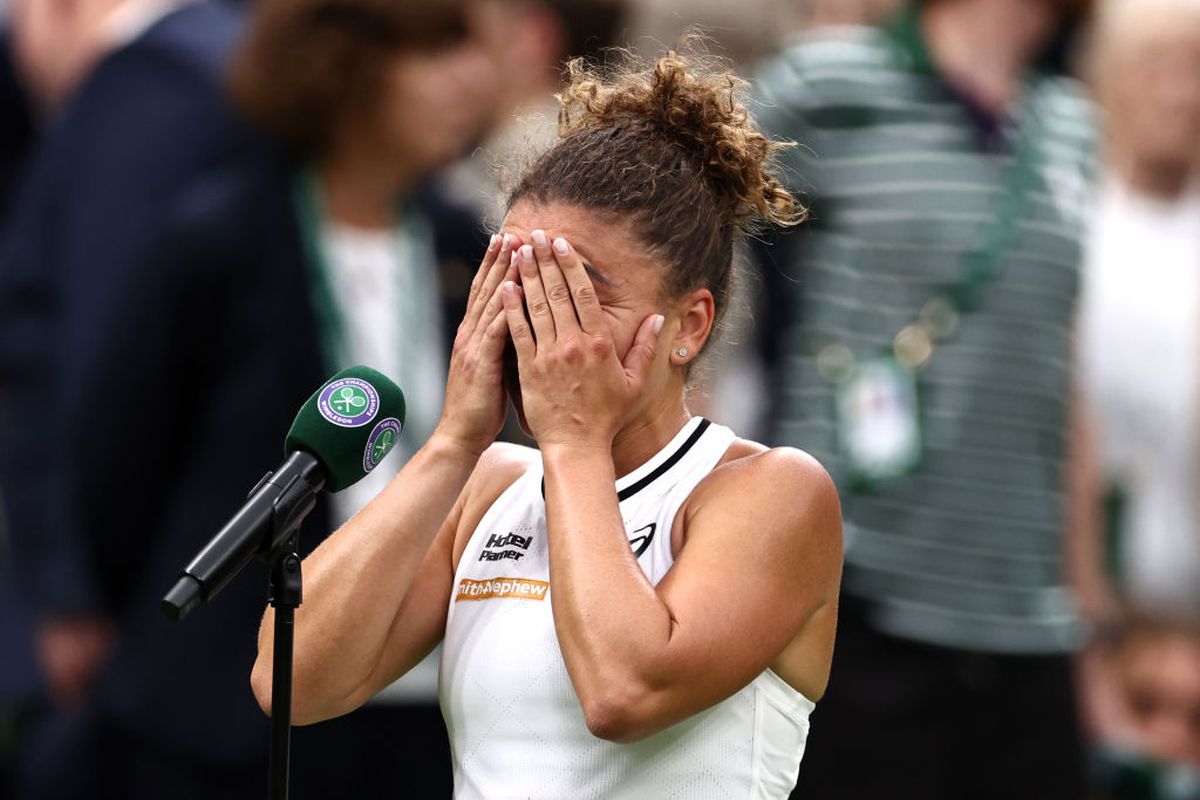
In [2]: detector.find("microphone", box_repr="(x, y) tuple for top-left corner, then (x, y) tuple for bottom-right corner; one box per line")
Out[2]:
(162, 366), (406, 621)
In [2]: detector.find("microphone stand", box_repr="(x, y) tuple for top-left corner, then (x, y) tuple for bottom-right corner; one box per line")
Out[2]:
(267, 535), (303, 800)
(162, 452), (325, 800)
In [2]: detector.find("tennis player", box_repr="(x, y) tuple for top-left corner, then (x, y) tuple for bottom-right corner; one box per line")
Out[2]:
(251, 50), (843, 798)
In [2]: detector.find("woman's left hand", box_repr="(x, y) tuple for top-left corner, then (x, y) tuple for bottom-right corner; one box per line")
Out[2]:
(501, 234), (664, 450)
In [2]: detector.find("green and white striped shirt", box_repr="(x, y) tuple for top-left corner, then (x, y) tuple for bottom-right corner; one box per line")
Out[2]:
(752, 20), (1097, 653)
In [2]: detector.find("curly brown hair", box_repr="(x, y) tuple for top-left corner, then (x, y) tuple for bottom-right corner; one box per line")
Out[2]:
(508, 48), (804, 346)
(229, 0), (472, 158)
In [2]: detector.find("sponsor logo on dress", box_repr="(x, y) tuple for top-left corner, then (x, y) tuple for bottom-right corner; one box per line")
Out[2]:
(363, 417), (402, 472)
(478, 531), (532, 562)
(456, 577), (548, 602)
(317, 378), (380, 428)
(628, 522), (656, 557)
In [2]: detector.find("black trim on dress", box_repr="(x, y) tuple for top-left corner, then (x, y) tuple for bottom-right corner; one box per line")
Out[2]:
(538, 419), (713, 501)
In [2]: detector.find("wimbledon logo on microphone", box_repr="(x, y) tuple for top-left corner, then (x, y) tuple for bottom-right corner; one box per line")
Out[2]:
(364, 417), (403, 472)
(317, 378), (380, 428)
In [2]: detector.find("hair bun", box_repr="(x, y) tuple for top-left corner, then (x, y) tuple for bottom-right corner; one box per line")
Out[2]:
(556, 47), (804, 231)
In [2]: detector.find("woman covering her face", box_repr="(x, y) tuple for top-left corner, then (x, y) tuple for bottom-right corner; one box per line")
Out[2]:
(252, 49), (843, 798)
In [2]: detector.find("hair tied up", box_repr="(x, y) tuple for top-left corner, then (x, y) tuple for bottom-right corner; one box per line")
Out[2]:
(556, 45), (806, 232)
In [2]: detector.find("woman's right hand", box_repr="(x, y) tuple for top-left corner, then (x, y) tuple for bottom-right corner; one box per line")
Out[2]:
(433, 233), (517, 456)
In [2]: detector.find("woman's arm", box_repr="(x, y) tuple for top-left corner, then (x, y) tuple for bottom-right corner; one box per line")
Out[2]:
(251, 232), (520, 724)
(541, 446), (841, 742)
(251, 436), (477, 724)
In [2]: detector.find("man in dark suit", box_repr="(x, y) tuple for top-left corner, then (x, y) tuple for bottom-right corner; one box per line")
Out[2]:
(0, 2), (304, 797)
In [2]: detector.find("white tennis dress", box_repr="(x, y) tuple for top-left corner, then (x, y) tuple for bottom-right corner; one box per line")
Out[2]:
(438, 417), (815, 799)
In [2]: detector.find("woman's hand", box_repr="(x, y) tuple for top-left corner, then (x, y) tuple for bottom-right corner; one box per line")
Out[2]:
(501, 233), (664, 450)
(434, 233), (517, 455)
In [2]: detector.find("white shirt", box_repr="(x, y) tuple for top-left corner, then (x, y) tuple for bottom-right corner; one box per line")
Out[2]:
(318, 214), (446, 700)
(440, 418), (815, 799)
(1079, 174), (1200, 618)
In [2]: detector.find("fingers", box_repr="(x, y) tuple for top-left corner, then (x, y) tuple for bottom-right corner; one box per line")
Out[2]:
(531, 229), (577, 335)
(622, 313), (666, 386)
(551, 236), (605, 334)
(502, 281), (535, 362)
(466, 233), (502, 308)
(476, 235), (519, 321)
(470, 256), (518, 349)
(463, 234), (517, 335)
(478, 306), (510, 365)
(517, 243), (556, 343)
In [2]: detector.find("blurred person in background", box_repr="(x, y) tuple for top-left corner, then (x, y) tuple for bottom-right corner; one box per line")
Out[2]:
(752, 0), (1098, 797)
(150, 0), (495, 795)
(1090, 616), (1200, 800)
(1077, 0), (1200, 625)
(475, 0), (629, 140)
(226, 0), (494, 498)
(0, 0), (267, 797)
(1075, 2), (1200, 795)
(434, 0), (629, 235)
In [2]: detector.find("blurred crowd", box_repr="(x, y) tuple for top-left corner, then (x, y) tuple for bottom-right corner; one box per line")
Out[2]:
(0, 0), (1198, 798)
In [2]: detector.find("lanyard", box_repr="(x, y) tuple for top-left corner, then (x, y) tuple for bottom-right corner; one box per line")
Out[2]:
(946, 105), (1045, 312)
(290, 168), (431, 377)
(886, 93), (1046, 372)
(818, 19), (1048, 381)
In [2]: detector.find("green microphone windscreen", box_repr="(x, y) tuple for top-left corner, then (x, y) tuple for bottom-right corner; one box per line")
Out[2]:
(284, 366), (407, 492)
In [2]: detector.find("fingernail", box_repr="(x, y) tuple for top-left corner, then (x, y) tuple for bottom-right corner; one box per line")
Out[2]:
(501, 233), (514, 250)
(553, 237), (569, 255)
(532, 229), (548, 248)
(509, 250), (519, 267)
(520, 244), (535, 262)
(502, 281), (516, 295)
(488, 234), (500, 251)
(653, 315), (665, 334)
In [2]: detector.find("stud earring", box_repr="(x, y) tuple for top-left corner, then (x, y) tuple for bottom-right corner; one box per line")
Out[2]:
(677, 347), (689, 359)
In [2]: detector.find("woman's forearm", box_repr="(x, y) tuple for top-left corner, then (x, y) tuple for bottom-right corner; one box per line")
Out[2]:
(252, 433), (479, 720)
(541, 445), (675, 734)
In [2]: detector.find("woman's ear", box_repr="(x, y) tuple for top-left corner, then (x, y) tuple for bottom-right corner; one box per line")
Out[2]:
(670, 289), (715, 367)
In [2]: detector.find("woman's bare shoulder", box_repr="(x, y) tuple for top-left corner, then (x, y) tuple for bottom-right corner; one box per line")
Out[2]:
(716, 437), (832, 480)
(692, 438), (840, 533)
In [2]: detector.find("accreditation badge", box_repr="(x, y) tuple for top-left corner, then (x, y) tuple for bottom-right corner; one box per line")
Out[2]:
(835, 357), (922, 486)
